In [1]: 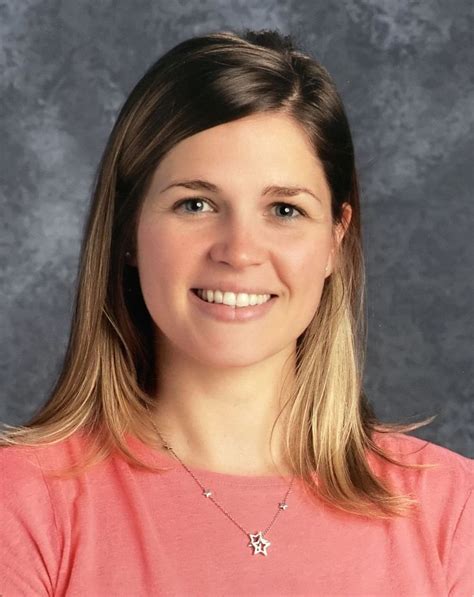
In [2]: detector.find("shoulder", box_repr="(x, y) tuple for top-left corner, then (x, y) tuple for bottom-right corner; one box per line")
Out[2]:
(371, 431), (473, 478)
(370, 431), (473, 486)
(0, 443), (46, 495)
(0, 430), (104, 543)
(0, 435), (92, 593)
(370, 431), (473, 524)
(371, 433), (474, 594)
(0, 442), (60, 555)
(0, 430), (92, 489)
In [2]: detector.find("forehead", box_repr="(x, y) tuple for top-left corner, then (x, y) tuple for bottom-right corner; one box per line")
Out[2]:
(149, 112), (331, 203)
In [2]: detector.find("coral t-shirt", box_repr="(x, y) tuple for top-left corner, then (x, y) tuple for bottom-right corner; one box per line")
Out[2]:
(1, 430), (472, 596)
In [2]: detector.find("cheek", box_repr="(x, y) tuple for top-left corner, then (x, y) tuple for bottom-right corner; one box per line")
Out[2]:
(282, 235), (329, 283)
(135, 220), (191, 314)
(138, 219), (187, 274)
(281, 235), (330, 311)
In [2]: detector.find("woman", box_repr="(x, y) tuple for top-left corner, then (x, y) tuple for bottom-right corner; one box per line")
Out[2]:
(1, 29), (472, 596)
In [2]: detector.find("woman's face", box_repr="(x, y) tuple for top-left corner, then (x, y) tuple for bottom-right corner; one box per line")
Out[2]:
(135, 111), (351, 367)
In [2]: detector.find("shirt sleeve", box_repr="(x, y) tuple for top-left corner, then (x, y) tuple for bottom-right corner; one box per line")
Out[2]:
(448, 488), (473, 596)
(0, 448), (59, 596)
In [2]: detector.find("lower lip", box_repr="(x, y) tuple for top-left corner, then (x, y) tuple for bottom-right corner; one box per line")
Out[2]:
(189, 289), (278, 322)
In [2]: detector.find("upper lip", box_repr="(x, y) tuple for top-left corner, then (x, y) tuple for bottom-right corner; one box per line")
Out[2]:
(192, 285), (278, 296)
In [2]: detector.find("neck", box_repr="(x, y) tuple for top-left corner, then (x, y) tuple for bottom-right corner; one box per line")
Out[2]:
(149, 340), (296, 476)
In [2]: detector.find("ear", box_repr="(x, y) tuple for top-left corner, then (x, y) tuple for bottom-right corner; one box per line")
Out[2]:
(325, 203), (352, 278)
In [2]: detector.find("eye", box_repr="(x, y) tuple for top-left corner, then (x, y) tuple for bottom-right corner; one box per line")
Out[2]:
(173, 197), (214, 214)
(270, 202), (306, 220)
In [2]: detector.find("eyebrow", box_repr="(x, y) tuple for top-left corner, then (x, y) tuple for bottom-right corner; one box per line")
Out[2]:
(160, 179), (323, 204)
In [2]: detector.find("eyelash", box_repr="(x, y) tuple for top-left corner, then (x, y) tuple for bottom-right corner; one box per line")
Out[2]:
(173, 197), (307, 221)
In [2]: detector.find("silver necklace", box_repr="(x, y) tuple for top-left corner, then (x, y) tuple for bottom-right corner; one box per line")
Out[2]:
(147, 409), (295, 556)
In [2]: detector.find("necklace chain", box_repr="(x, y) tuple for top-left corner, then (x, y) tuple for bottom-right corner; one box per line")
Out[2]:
(146, 406), (295, 553)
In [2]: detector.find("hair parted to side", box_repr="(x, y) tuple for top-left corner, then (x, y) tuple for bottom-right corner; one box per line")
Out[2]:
(1, 28), (438, 518)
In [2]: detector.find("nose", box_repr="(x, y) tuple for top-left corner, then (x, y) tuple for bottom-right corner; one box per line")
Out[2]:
(208, 212), (268, 269)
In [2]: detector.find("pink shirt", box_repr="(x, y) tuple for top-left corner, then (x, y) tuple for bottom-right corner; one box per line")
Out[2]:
(1, 430), (472, 596)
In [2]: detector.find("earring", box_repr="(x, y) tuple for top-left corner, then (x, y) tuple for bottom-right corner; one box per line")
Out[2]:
(125, 251), (135, 266)
(125, 251), (134, 293)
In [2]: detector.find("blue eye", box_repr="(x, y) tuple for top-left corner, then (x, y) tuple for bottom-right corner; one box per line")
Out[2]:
(173, 198), (306, 220)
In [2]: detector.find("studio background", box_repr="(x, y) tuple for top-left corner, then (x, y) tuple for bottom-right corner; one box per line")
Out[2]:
(1, 1), (472, 457)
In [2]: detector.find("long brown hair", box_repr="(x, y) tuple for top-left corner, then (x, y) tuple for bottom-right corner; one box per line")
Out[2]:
(1, 29), (438, 518)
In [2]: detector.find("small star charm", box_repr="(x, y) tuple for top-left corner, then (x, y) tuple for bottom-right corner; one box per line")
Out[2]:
(279, 502), (288, 510)
(248, 531), (271, 556)
(203, 489), (212, 497)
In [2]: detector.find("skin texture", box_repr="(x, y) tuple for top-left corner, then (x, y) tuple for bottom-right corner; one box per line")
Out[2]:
(133, 111), (352, 475)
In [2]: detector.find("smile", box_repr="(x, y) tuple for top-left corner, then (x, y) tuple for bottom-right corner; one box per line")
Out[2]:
(192, 289), (273, 308)
(189, 288), (277, 322)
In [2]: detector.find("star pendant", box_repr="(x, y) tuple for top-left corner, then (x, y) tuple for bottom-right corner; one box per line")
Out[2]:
(248, 531), (271, 556)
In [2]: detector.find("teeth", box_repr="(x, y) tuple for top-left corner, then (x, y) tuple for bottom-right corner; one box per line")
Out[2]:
(196, 289), (272, 307)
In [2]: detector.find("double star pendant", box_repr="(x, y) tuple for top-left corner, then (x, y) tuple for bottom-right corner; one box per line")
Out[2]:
(248, 531), (271, 555)
(247, 501), (288, 556)
(202, 485), (288, 556)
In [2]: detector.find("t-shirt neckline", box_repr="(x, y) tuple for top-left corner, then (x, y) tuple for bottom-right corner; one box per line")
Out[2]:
(126, 433), (296, 488)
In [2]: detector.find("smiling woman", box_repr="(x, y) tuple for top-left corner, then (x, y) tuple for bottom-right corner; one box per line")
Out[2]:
(1, 29), (472, 596)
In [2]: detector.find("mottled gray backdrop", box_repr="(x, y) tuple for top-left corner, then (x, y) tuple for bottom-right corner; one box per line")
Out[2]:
(1, 1), (472, 457)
